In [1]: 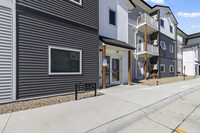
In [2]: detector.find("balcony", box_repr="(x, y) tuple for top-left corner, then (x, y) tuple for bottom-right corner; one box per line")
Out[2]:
(137, 42), (159, 57)
(137, 13), (158, 34)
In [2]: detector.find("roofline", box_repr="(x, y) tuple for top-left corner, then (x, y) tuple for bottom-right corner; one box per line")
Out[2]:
(128, 0), (136, 8)
(177, 27), (188, 37)
(137, 0), (178, 24)
(188, 32), (200, 39)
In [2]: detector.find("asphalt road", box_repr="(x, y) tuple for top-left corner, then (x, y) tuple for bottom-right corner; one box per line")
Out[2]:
(119, 88), (200, 133)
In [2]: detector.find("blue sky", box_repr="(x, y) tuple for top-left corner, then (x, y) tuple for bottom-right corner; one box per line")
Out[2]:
(144, 0), (200, 35)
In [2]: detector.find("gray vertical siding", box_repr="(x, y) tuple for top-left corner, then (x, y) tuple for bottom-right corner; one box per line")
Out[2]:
(159, 33), (176, 77)
(128, 25), (135, 47)
(16, 1), (99, 99)
(0, 6), (12, 102)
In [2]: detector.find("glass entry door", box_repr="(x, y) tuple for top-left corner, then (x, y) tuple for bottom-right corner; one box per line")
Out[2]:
(106, 56), (110, 85)
(111, 58), (121, 85)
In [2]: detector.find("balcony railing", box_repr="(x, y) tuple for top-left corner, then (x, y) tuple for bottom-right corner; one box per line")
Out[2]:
(137, 13), (158, 29)
(137, 43), (159, 55)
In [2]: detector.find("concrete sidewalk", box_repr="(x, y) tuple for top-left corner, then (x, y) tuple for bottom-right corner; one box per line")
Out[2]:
(1, 79), (200, 133)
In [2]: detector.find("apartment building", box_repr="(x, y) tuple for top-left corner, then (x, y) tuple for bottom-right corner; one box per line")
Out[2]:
(98, 0), (135, 88)
(0, 0), (99, 103)
(128, 0), (178, 80)
(0, 0), (200, 104)
(183, 33), (200, 76)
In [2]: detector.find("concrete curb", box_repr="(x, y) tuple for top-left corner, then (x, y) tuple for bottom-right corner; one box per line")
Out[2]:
(87, 85), (200, 133)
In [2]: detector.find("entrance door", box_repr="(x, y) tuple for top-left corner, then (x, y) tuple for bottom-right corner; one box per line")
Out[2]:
(111, 58), (121, 85)
(106, 56), (110, 85)
(199, 66), (200, 75)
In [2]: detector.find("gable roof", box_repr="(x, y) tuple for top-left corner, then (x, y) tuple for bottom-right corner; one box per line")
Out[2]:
(130, 0), (178, 24)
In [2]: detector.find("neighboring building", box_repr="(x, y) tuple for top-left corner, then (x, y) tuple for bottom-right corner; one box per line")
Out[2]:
(15, 0), (99, 100)
(183, 33), (200, 76)
(129, 0), (178, 80)
(158, 6), (178, 78)
(99, 0), (135, 88)
(128, 0), (159, 80)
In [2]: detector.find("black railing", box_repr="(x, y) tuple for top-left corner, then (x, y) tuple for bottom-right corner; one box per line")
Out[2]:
(75, 83), (97, 100)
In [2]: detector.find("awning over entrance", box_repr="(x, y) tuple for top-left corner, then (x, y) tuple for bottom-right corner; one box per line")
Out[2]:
(100, 36), (135, 50)
(195, 61), (200, 65)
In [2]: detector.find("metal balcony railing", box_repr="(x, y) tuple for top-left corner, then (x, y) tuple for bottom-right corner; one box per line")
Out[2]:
(137, 13), (158, 29)
(137, 43), (159, 55)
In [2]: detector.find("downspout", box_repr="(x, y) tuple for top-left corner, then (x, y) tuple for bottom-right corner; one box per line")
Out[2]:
(158, 9), (161, 79)
(175, 24), (178, 77)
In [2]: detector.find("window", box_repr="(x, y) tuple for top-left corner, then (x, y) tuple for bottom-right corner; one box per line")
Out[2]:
(160, 41), (166, 50)
(70, 0), (82, 5)
(169, 65), (174, 72)
(109, 9), (116, 26)
(160, 64), (165, 73)
(169, 45), (173, 53)
(160, 19), (164, 27)
(49, 46), (82, 75)
(170, 25), (173, 33)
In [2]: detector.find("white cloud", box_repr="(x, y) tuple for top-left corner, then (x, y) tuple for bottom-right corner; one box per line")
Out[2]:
(145, 0), (164, 4)
(190, 25), (200, 29)
(177, 12), (200, 18)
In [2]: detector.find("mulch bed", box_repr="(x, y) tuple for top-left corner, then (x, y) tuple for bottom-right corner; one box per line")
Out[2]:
(134, 76), (200, 86)
(0, 92), (103, 115)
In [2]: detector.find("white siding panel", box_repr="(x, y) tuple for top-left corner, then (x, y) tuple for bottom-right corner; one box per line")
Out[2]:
(99, 0), (128, 43)
(160, 9), (175, 40)
(183, 48), (195, 76)
(0, 5), (12, 102)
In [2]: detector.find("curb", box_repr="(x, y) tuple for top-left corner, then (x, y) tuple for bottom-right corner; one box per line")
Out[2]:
(87, 85), (200, 133)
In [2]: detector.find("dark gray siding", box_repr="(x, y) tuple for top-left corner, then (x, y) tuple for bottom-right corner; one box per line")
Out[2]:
(159, 33), (176, 77)
(160, 57), (175, 78)
(128, 25), (135, 47)
(187, 37), (200, 45)
(17, 0), (98, 28)
(129, 5), (147, 25)
(16, 3), (99, 99)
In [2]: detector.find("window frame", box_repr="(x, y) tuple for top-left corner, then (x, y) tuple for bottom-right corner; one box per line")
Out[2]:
(69, 0), (82, 5)
(170, 25), (173, 33)
(48, 46), (82, 75)
(160, 41), (166, 50)
(160, 19), (164, 28)
(169, 65), (174, 73)
(109, 9), (116, 26)
(160, 64), (165, 73)
(169, 45), (173, 53)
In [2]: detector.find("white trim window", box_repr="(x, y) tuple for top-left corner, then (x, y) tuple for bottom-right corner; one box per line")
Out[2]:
(70, 0), (82, 5)
(169, 45), (173, 53)
(49, 46), (82, 75)
(160, 64), (165, 73)
(169, 65), (174, 72)
(160, 41), (166, 50)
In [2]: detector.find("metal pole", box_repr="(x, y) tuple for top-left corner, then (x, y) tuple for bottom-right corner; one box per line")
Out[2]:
(184, 66), (186, 80)
(94, 83), (97, 97)
(75, 84), (78, 100)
